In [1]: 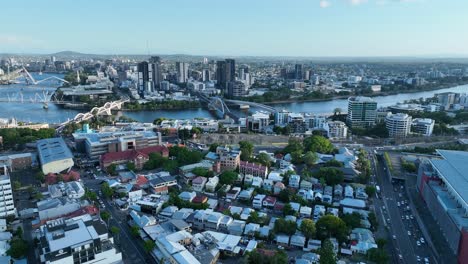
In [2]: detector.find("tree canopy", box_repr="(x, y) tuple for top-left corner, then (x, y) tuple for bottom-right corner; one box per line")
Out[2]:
(303, 135), (334, 154)
(239, 141), (254, 161)
(319, 239), (337, 264)
(316, 215), (349, 243)
(219, 171), (238, 185)
(300, 219), (316, 240)
(274, 218), (297, 236)
(314, 167), (344, 186)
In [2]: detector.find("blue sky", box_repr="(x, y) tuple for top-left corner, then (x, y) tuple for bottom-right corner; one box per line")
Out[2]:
(1, 0), (467, 57)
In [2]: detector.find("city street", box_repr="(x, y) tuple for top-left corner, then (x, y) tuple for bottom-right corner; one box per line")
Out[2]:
(373, 152), (436, 264)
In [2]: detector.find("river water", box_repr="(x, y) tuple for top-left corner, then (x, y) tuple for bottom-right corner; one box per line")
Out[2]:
(0, 73), (467, 123)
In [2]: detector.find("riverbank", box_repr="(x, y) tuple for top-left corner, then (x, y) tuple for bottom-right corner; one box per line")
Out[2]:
(260, 82), (468, 105)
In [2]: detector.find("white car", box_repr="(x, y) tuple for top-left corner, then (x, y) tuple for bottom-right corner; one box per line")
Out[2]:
(417, 241), (421, 246)
(424, 257), (429, 263)
(408, 231), (412, 236)
(393, 235), (397, 240)
(420, 238), (425, 243)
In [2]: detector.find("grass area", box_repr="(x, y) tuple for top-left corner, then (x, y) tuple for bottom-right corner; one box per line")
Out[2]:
(383, 152), (395, 175)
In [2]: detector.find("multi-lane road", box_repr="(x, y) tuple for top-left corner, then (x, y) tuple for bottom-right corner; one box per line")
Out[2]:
(372, 152), (436, 264)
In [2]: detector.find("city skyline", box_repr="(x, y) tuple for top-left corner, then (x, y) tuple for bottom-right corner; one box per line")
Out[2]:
(1, 0), (468, 57)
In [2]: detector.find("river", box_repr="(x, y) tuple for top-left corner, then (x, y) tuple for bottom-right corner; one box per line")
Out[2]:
(0, 73), (466, 123)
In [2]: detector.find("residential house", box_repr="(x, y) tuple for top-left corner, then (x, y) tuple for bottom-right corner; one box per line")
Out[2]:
(205, 176), (219, 192)
(350, 228), (378, 254)
(299, 206), (312, 218)
(344, 185), (354, 198)
(238, 188), (254, 201)
(228, 220), (246, 236)
(334, 184), (343, 200)
(226, 187), (241, 200)
(289, 174), (301, 189)
(262, 196), (277, 208)
(276, 234), (290, 247)
(217, 146), (241, 171)
(273, 182), (286, 195)
(262, 179), (274, 191)
(290, 233), (306, 248)
(244, 223), (260, 237)
(179, 191), (196, 202)
(253, 194), (266, 209)
(192, 176), (207, 192)
(300, 180), (313, 190)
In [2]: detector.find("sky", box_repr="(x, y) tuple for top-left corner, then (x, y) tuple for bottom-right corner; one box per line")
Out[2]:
(1, 0), (467, 57)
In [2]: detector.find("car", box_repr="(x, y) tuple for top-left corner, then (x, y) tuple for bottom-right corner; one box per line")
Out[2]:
(406, 215), (410, 220)
(408, 231), (412, 236)
(278, 245), (284, 250)
(397, 202), (400, 207)
(417, 241), (421, 246)
(398, 254), (403, 260)
(420, 238), (425, 243)
(393, 235), (397, 240)
(417, 256), (421, 262)
(410, 215), (414, 219)
(424, 257), (429, 263)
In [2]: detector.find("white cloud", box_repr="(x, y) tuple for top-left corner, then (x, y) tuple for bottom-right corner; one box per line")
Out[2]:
(349, 0), (368, 5)
(319, 0), (331, 8)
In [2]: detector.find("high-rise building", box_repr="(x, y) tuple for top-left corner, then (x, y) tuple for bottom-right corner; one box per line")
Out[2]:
(216, 59), (235, 90)
(326, 121), (348, 139)
(137, 61), (149, 96)
(295, 64), (303, 80)
(385, 113), (412, 137)
(176, 62), (189, 83)
(202, 69), (211, 82)
(436, 92), (460, 110)
(0, 166), (15, 218)
(346, 96), (378, 128)
(149, 56), (163, 90)
(227, 81), (246, 98)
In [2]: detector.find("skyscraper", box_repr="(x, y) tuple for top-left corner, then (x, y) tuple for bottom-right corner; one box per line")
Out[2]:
(176, 62), (189, 83)
(216, 59), (236, 90)
(295, 64), (303, 80)
(137, 61), (149, 96)
(346, 96), (378, 128)
(149, 56), (163, 89)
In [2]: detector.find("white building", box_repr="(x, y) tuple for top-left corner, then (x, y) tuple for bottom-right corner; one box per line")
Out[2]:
(385, 113), (412, 137)
(412, 118), (435, 136)
(347, 96), (377, 128)
(326, 121), (348, 139)
(0, 166), (15, 218)
(38, 214), (122, 264)
(37, 138), (74, 175)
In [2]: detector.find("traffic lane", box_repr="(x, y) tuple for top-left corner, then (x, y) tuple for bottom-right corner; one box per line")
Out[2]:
(102, 198), (156, 264)
(377, 162), (416, 263)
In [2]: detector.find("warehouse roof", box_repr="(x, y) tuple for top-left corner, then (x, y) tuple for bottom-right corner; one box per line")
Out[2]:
(37, 138), (73, 165)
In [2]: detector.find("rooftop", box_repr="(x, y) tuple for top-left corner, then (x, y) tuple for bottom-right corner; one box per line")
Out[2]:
(37, 138), (73, 164)
(431, 150), (468, 209)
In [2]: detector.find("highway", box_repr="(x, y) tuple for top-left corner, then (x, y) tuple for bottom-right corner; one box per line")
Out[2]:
(373, 152), (436, 264)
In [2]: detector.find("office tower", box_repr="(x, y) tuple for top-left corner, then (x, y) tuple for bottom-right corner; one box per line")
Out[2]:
(176, 62), (189, 83)
(216, 59), (236, 90)
(51, 56), (56, 63)
(346, 96), (378, 128)
(137, 61), (149, 96)
(202, 69), (211, 82)
(149, 56), (163, 90)
(304, 70), (311, 81)
(227, 81), (246, 98)
(385, 113), (412, 137)
(295, 64), (303, 80)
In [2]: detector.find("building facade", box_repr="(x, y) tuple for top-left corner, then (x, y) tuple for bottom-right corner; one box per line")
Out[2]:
(0, 166), (15, 218)
(385, 113), (412, 137)
(411, 118), (435, 136)
(346, 96), (377, 128)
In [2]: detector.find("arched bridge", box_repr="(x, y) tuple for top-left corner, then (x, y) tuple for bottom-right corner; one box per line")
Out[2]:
(224, 99), (278, 113)
(56, 98), (129, 132)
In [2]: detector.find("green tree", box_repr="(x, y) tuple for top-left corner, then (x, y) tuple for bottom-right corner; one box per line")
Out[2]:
(319, 239), (337, 264)
(257, 152), (272, 167)
(36, 171), (45, 184)
(101, 211), (111, 223)
(192, 167), (210, 177)
(7, 239), (28, 259)
(209, 143), (220, 152)
(274, 218), (297, 236)
(365, 186), (376, 197)
(101, 182), (114, 198)
(367, 248), (389, 264)
(107, 164), (117, 175)
(376, 238), (387, 249)
(283, 137), (304, 154)
(291, 150), (303, 165)
(282, 203), (295, 216)
(316, 215), (348, 243)
(110, 226), (120, 236)
(126, 162), (136, 171)
(219, 171), (238, 185)
(143, 240), (156, 252)
(278, 189), (291, 203)
(12, 181), (21, 190)
(300, 219), (316, 240)
(303, 135), (334, 154)
(130, 225), (140, 237)
(341, 212), (362, 230)
(239, 141), (254, 161)
(303, 151), (318, 167)
(314, 168), (344, 186)
(323, 159), (343, 167)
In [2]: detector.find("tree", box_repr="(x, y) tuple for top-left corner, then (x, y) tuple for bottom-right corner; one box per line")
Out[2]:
(101, 211), (111, 223)
(36, 171), (45, 184)
(333, 108), (342, 116)
(209, 143), (220, 152)
(106, 163), (117, 175)
(278, 189), (291, 203)
(257, 152), (272, 167)
(192, 167), (210, 177)
(303, 151), (318, 167)
(130, 225), (140, 237)
(143, 240), (156, 252)
(7, 239), (28, 259)
(376, 238), (387, 249)
(323, 159), (343, 167)
(341, 212), (362, 230)
(110, 226), (120, 236)
(283, 137), (303, 154)
(368, 212), (379, 231)
(16, 227), (23, 238)
(274, 218), (297, 236)
(319, 239), (337, 264)
(12, 181), (21, 190)
(162, 160), (179, 174)
(282, 203), (295, 216)
(101, 182), (114, 198)
(239, 141), (254, 161)
(314, 168), (344, 186)
(367, 248), (389, 264)
(316, 215), (348, 243)
(219, 171), (238, 185)
(303, 135), (334, 154)
(300, 219), (316, 240)
(365, 185), (376, 197)
(126, 162), (136, 171)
